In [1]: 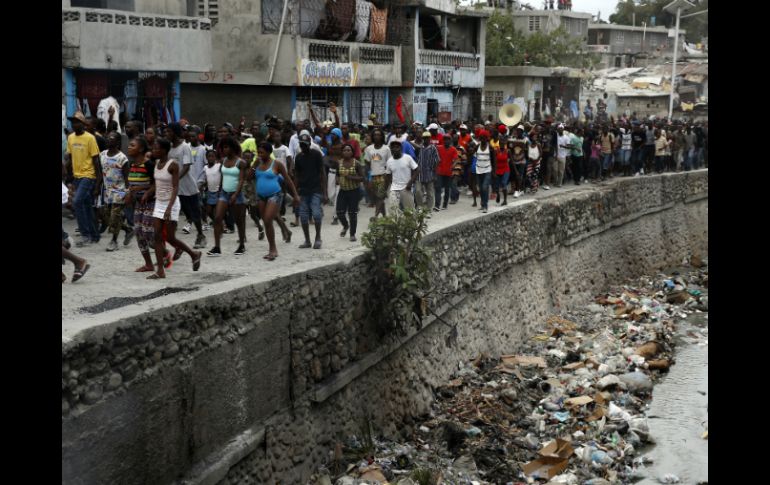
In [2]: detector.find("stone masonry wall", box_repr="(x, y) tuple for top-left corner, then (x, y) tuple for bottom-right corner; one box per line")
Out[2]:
(62, 172), (707, 485)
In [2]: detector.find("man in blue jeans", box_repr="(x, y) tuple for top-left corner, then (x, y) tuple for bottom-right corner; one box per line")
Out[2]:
(65, 112), (102, 247)
(293, 134), (328, 249)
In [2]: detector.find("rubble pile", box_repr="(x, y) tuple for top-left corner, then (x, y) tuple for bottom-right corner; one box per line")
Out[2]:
(309, 263), (708, 485)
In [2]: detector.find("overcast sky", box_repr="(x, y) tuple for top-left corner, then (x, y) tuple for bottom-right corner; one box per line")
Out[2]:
(462, 1), (624, 22)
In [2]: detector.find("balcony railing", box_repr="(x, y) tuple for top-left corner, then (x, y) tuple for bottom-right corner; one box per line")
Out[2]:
(62, 9), (211, 31)
(418, 49), (480, 69)
(305, 40), (398, 66)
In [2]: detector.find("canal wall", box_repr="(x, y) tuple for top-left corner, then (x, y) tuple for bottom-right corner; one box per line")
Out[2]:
(62, 171), (708, 485)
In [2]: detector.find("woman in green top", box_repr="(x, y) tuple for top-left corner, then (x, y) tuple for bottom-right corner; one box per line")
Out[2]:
(335, 144), (365, 242)
(207, 137), (248, 257)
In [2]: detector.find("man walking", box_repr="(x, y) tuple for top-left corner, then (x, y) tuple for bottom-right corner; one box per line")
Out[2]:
(167, 123), (206, 250)
(66, 111), (102, 247)
(294, 134), (328, 249)
(385, 140), (418, 215)
(415, 131), (439, 210)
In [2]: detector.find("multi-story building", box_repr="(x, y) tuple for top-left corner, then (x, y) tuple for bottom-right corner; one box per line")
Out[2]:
(510, 8), (591, 41)
(61, 0), (213, 128)
(180, 0), (487, 126)
(587, 23), (686, 69)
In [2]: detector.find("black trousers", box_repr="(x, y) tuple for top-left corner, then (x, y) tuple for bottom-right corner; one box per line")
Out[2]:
(572, 156), (584, 183)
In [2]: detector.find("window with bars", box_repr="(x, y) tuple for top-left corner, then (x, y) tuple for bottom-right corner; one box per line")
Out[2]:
(197, 0), (219, 27)
(615, 31), (625, 43)
(634, 33), (641, 44)
(484, 91), (504, 111)
(528, 16), (541, 32)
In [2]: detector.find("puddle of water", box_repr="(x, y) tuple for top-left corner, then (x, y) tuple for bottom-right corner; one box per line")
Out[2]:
(636, 316), (708, 484)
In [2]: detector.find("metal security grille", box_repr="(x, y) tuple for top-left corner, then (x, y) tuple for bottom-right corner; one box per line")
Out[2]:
(348, 88), (386, 125)
(293, 88), (387, 126)
(197, 0), (219, 27)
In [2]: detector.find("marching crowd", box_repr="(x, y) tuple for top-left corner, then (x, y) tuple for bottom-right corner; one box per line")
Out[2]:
(62, 103), (707, 282)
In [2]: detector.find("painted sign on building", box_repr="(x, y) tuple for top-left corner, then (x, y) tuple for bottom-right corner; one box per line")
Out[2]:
(298, 60), (358, 87)
(414, 67), (455, 87)
(413, 91), (428, 125)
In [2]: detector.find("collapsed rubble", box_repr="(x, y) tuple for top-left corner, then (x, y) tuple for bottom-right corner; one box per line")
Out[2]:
(309, 262), (708, 485)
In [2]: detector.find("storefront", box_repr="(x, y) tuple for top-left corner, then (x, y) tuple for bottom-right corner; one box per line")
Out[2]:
(64, 68), (181, 130)
(290, 59), (390, 126)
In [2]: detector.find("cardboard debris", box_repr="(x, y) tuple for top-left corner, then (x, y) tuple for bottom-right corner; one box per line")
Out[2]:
(359, 466), (387, 482)
(501, 355), (547, 368)
(563, 362), (585, 371)
(564, 396), (594, 408)
(585, 406), (606, 422)
(647, 359), (671, 370)
(635, 341), (662, 359)
(522, 439), (574, 480)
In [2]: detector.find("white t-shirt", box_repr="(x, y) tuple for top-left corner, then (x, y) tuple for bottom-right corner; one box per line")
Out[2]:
(385, 154), (418, 191)
(475, 146), (491, 174)
(364, 144), (391, 176)
(557, 134), (572, 159)
(621, 133), (632, 150)
(205, 163), (222, 192)
(170, 141), (197, 196)
(387, 133), (408, 145)
(62, 182), (69, 204)
(273, 144), (290, 164)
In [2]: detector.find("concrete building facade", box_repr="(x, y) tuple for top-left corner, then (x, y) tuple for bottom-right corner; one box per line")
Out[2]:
(510, 9), (591, 41)
(179, 0), (487, 126)
(62, 0), (213, 128)
(587, 23), (686, 69)
(484, 66), (584, 123)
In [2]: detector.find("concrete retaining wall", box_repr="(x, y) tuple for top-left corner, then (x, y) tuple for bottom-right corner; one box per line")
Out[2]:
(62, 172), (708, 485)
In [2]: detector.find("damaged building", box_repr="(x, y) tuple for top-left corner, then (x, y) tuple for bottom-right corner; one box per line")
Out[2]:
(587, 23), (686, 70)
(483, 66), (586, 123)
(175, 0), (487, 126)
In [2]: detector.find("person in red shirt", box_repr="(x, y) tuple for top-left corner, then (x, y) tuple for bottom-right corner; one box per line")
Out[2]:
(458, 124), (472, 151)
(494, 143), (511, 206)
(435, 135), (457, 210)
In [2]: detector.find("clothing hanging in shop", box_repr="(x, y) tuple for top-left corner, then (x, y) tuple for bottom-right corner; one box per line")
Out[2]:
(369, 5), (388, 44)
(97, 96), (122, 133)
(124, 80), (138, 119)
(355, 0), (371, 42)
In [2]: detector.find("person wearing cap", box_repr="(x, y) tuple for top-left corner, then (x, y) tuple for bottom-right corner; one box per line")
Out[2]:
(457, 124), (472, 151)
(385, 140), (418, 214)
(387, 124), (408, 146)
(554, 124), (571, 188)
(414, 131), (439, 210)
(363, 128), (391, 219)
(326, 127), (344, 225)
(428, 123), (442, 147)
(474, 130), (495, 213)
(66, 111), (103, 246)
(294, 133), (327, 249)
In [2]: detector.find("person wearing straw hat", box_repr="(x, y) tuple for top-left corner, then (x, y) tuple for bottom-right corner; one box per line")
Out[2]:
(66, 111), (103, 247)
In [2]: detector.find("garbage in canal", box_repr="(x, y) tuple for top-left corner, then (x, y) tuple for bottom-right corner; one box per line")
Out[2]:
(309, 266), (708, 485)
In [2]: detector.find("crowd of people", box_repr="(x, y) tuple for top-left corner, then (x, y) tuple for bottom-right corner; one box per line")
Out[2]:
(62, 103), (708, 281)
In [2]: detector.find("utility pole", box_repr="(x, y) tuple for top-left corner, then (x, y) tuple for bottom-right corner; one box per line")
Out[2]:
(664, 1), (695, 119)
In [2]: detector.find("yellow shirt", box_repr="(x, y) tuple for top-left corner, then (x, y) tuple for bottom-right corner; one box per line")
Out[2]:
(241, 138), (275, 160)
(67, 132), (100, 179)
(490, 139), (500, 151)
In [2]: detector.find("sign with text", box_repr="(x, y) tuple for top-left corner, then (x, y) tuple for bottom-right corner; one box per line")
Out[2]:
(414, 66), (455, 87)
(298, 60), (358, 87)
(413, 92), (428, 125)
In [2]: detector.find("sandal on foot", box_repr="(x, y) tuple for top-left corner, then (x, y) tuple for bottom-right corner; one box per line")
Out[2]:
(72, 263), (91, 282)
(173, 247), (184, 261)
(340, 227), (348, 237)
(146, 272), (165, 279)
(264, 253), (277, 261)
(298, 241), (312, 249)
(135, 265), (154, 272)
(192, 252), (202, 271)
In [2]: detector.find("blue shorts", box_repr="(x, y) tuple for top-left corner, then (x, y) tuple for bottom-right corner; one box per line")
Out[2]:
(206, 191), (219, 205)
(218, 190), (245, 205)
(257, 191), (283, 206)
(299, 193), (323, 224)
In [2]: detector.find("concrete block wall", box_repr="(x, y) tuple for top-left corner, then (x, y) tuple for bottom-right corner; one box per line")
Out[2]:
(62, 172), (708, 485)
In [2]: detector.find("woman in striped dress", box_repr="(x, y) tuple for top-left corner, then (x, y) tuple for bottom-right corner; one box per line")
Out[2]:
(124, 137), (157, 272)
(526, 131), (542, 193)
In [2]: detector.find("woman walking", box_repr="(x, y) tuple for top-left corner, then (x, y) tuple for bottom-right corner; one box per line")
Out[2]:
(494, 141), (511, 206)
(100, 131), (133, 251)
(207, 137), (248, 256)
(147, 138), (201, 279)
(253, 143), (300, 261)
(124, 137), (159, 272)
(336, 144), (365, 241)
(526, 132), (542, 193)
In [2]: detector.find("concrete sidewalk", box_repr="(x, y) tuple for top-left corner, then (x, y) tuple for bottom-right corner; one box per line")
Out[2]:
(61, 172), (704, 339)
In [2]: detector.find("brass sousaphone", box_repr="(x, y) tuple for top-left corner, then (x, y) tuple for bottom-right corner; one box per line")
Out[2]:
(499, 103), (523, 127)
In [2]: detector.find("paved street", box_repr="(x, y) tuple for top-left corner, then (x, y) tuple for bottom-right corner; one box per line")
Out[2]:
(62, 181), (587, 336)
